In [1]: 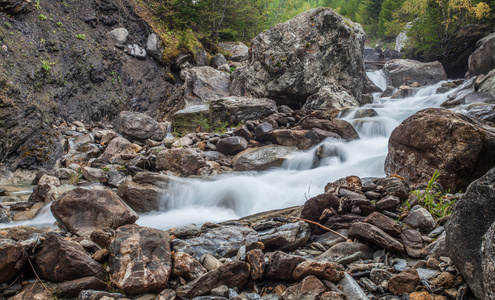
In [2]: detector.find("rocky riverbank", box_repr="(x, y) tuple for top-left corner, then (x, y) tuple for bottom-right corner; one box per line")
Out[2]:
(1, 1), (495, 300)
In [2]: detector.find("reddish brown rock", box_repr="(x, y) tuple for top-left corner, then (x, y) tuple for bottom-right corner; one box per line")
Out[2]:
(433, 272), (456, 288)
(55, 276), (107, 298)
(51, 188), (138, 236)
(364, 212), (402, 237)
(246, 249), (265, 280)
(376, 195), (401, 212)
(172, 251), (207, 281)
(300, 193), (340, 222)
(34, 234), (105, 282)
(264, 251), (306, 280)
(385, 108), (495, 192)
(156, 148), (207, 176)
(349, 222), (405, 254)
(282, 275), (326, 300)
(0, 239), (26, 283)
(388, 268), (421, 295)
(109, 224), (171, 294)
(176, 260), (250, 298)
(292, 260), (345, 282)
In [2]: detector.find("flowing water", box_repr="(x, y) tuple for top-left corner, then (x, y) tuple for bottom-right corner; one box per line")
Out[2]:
(1, 71), (452, 230)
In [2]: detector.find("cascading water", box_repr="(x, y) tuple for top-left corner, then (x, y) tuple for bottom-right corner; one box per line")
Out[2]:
(1, 71), (452, 230)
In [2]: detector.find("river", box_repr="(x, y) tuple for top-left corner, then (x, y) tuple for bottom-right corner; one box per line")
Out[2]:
(0, 71), (451, 230)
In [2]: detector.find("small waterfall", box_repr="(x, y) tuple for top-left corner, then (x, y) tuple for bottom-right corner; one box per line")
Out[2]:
(2, 76), (453, 231)
(367, 70), (388, 91)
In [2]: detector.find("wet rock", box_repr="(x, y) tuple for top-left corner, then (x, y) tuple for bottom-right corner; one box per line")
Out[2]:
(339, 272), (369, 300)
(216, 137), (248, 155)
(182, 67), (231, 106)
(300, 117), (359, 141)
(107, 170), (126, 188)
(108, 28), (128, 43)
(388, 268), (421, 295)
(292, 260), (345, 282)
(271, 129), (330, 150)
(483, 222), (495, 300)
(258, 220), (311, 251)
(109, 224), (171, 294)
(200, 253), (222, 271)
(55, 276), (107, 298)
(115, 111), (160, 142)
(230, 9), (366, 108)
(383, 59), (447, 88)
(232, 146), (296, 171)
(172, 251), (207, 281)
(301, 193), (340, 222)
(385, 108), (495, 192)
(156, 148), (207, 176)
(446, 167), (495, 299)
(282, 275), (326, 300)
(403, 205), (437, 232)
(210, 97), (278, 126)
(34, 234), (104, 282)
(467, 32), (495, 77)
(51, 188), (138, 236)
(364, 212), (401, 237)
(219, 42), (249, 62)
(172, 226), (258, 260)
(116, 180), (166, 212)
(349, 222), (405, 254)
(176, 260), (250, 298)
(0, 239), (26, 283)
(264, 251), (306, 280)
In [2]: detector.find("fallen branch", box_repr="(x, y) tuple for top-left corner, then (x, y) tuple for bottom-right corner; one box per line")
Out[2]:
(298, 217), (349, 241)
(26, 256), (53, 296)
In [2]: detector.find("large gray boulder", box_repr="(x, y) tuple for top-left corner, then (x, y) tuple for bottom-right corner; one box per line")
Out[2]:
(210, 96), (278, 126)
(115, 111), (160, 142)
(385, 108), (495, 192)
(230, 8), (366, 108)
(482, 222), (495, 300)
(51, 188), (138, 236)
(303, 84), (360, 110)
(382, 59), (447, 88)
(182, 66), (231, 107)
(468, 33), (495, 77)
(218, 42), (249, 62)
(446, 167), (495, 300)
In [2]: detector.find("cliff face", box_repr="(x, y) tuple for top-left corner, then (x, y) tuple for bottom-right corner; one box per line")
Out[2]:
(0, 0), (178, 171)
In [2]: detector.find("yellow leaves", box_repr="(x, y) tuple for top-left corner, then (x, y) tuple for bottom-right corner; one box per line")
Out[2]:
(473, 2), (490, 19)
(400, 0), (428, 15)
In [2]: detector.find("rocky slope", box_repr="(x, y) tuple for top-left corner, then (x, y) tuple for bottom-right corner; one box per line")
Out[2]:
(0, 0), (179, 172)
